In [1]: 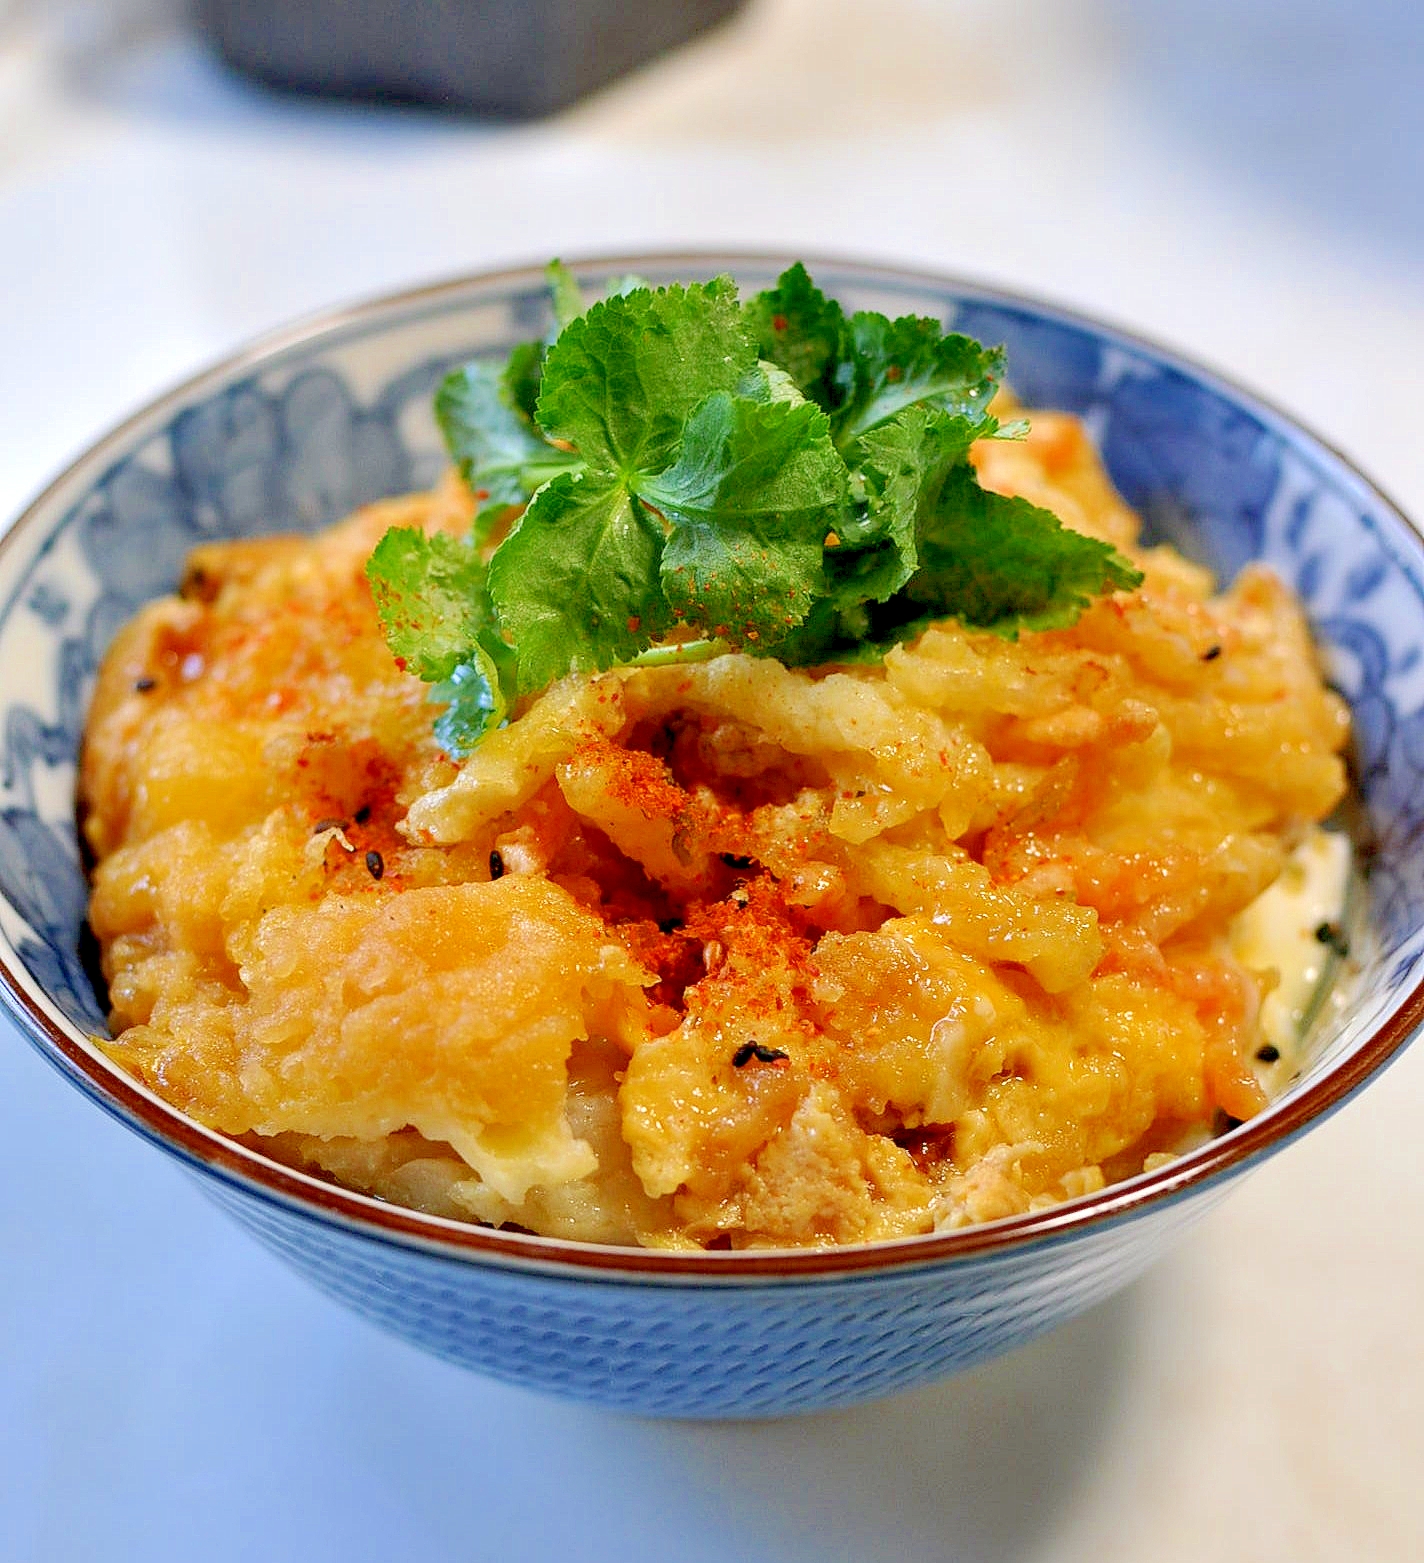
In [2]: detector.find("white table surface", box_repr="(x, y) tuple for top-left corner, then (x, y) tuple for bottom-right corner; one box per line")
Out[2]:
(2, 3), (1421, 1558)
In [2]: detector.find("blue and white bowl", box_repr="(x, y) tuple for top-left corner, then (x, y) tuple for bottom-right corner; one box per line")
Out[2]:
(1, 255), (1420, 1418)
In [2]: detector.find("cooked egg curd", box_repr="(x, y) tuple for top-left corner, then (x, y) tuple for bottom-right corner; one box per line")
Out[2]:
(80, 414), (1351, 1248)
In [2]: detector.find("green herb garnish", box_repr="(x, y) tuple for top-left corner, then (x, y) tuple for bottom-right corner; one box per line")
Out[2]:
(366, 261), (1142, 755)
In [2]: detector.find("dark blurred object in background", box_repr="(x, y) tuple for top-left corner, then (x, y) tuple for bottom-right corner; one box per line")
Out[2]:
(194, 0), (746, 117)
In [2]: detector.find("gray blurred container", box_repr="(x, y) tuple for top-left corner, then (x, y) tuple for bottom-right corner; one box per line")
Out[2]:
(195, 0), (745, 117)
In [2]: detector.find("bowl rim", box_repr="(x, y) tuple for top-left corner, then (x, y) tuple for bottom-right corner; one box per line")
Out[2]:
(3, 247), (1422, 1283)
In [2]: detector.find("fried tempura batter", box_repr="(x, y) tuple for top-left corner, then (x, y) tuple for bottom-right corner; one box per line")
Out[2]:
(81, 420), (1350, 1248)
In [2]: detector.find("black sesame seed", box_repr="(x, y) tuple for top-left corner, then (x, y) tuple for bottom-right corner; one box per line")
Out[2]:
(732, 1042), (789, 1068)
(1255, 1043), (1281, 1063)
(1202, 644), (1223, 662)
(1314, 921), (1350, 957)
(133, 676), (157, 693)
(353, 804), (371, 824)
(365, 850), (384, 880)
(488, 849), (505, 881)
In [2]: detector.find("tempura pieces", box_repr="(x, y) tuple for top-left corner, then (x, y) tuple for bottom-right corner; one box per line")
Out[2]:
(81, 419), (1349, 1249)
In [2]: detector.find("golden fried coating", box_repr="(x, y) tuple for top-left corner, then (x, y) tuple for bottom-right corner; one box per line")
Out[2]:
(81, 425), (1349, 1248)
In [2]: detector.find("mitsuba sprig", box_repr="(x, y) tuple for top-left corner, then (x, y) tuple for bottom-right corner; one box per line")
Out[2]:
(366, 262), (1142, 756)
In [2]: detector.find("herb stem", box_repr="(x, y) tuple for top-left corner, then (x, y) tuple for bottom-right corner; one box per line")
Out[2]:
(627, 637), (732, 669)
(523, 456), (582, 483)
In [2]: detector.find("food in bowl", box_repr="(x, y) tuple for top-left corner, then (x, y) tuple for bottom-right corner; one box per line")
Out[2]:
(79, 265), (1353, 1251)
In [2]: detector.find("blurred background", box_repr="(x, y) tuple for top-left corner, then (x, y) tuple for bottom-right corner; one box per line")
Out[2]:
(2, 3), (1421, 1559)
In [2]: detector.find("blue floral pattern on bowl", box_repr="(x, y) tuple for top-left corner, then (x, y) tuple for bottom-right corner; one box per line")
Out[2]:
(1, 258), (1420, 1417)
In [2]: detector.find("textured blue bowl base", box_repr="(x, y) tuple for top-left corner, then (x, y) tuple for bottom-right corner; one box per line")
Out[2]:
(203, 1175), (1231, 1418)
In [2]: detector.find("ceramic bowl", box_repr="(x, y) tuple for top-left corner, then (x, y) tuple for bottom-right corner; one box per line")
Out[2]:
(2, 256), (1420, 1419)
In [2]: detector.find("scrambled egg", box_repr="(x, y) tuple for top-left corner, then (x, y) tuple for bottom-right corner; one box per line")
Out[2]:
(80, 415), (1351, 1248)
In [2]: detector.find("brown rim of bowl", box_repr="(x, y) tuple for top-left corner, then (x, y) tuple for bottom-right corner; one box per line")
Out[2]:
(3, 250), (1422, 1282)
